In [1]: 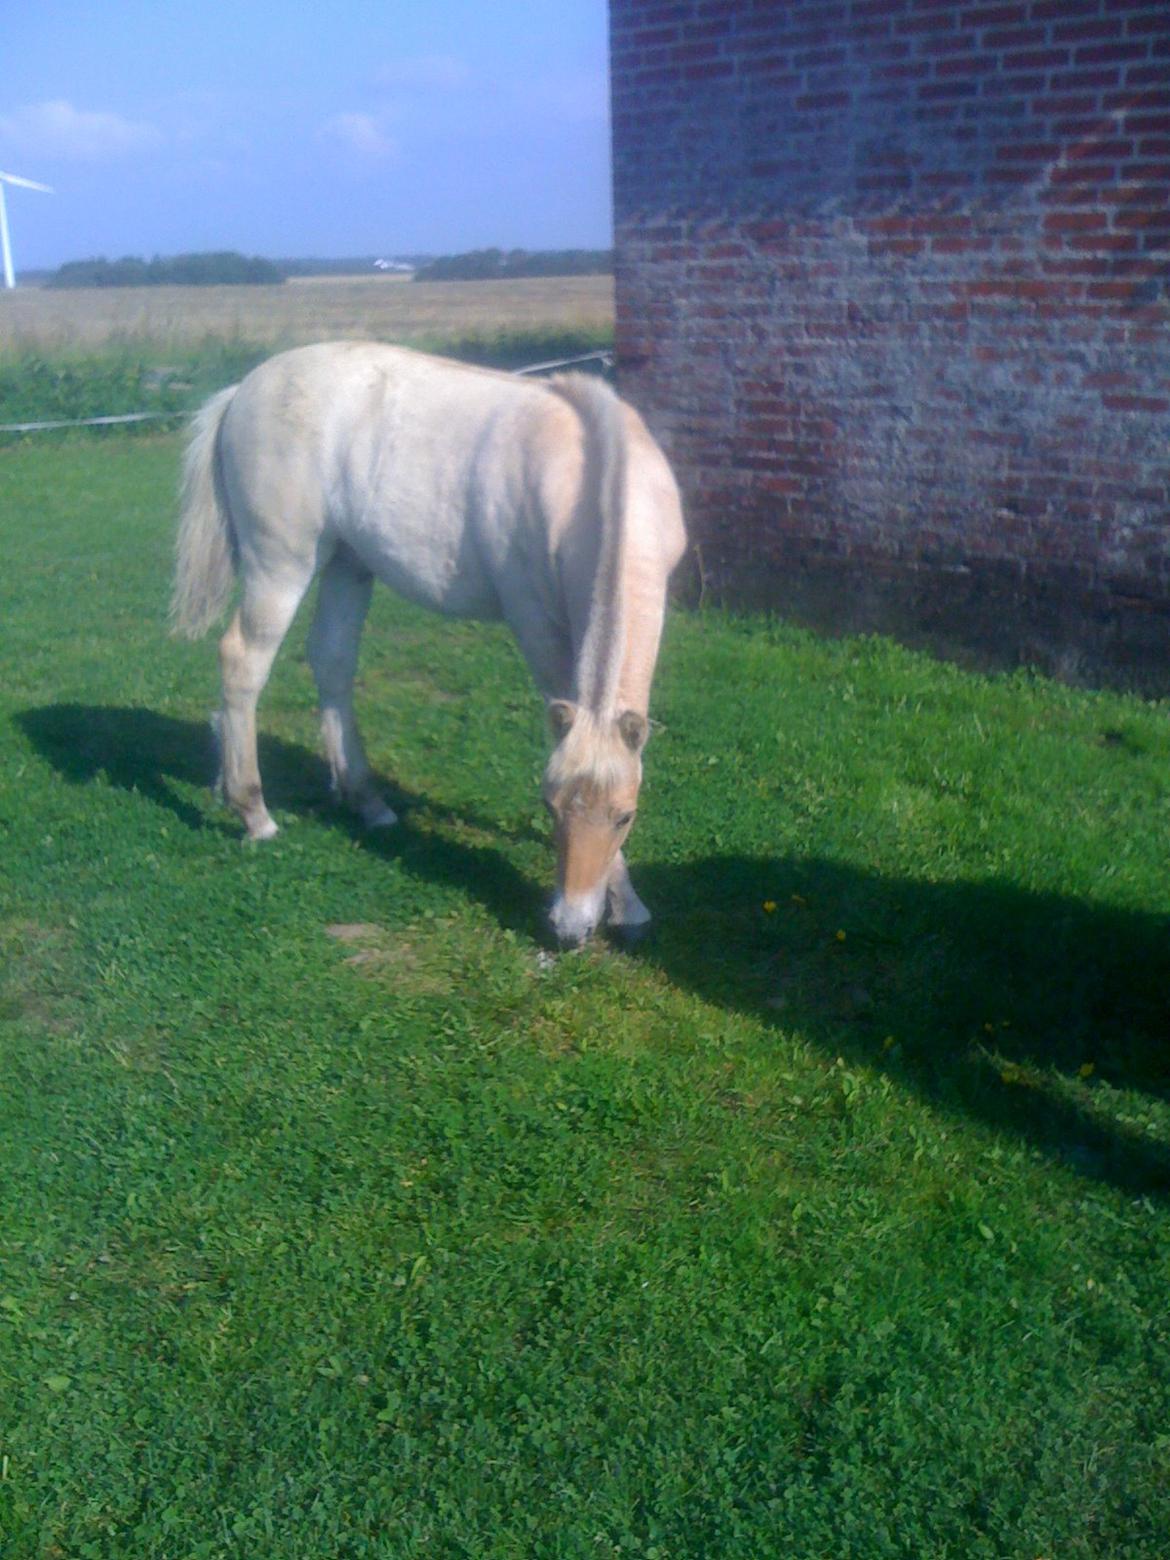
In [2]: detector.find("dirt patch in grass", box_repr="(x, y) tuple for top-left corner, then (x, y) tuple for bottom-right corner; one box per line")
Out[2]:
(0, 918), (82, 1035)
(325, 921), (454, 996)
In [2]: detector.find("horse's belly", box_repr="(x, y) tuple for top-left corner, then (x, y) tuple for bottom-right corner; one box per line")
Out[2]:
(355, 531), (502, 620)
(381, 559), (501, 618)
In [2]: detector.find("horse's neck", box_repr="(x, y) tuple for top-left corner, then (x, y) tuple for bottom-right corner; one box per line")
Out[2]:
(571, 548), (663, 719)
(550, 374), (665, 720)
(572, 578), (624, 715)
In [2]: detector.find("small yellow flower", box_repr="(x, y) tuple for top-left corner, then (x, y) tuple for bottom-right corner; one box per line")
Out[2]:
(1078, 1062), (1095, 1079)
(835, 929), (846, 943)
(762, 900), (777, 914)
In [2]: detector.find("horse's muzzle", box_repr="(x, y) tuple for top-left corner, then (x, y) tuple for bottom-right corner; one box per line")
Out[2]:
(548, 891), (603, 950)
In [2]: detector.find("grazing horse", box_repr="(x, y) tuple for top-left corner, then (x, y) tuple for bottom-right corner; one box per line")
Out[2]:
(171, 342), (686, 946)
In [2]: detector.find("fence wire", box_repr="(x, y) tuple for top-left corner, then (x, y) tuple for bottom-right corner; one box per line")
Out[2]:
(0, 350), (614, 435)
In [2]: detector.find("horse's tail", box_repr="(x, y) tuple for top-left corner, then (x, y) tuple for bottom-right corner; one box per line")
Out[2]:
(547, 373), (629, 712)
(169, 384), (239, 639)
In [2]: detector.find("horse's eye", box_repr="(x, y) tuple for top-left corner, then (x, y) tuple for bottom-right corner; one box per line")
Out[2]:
(614, 811), (635, 831)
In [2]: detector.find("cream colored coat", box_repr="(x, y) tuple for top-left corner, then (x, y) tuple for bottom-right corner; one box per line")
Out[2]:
(172, 341), (686, 944)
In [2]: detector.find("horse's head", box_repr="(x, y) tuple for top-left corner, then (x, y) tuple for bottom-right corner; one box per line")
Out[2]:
(543, 699), (648, 948)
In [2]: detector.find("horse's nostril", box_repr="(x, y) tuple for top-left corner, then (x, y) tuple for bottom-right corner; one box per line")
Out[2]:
(550, 912), (592, 950)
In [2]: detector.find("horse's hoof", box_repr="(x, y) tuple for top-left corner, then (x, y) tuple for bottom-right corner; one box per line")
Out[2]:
(611, 919), (652, 949)
(247, 818), (280, 842)
(362, 803), (399, 829)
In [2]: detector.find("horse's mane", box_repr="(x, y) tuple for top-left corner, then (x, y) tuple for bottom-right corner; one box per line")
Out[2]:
(546, 374), (629, 722)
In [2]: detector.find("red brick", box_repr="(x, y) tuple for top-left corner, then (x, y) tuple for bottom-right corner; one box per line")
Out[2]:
(896, 10), (957, 34)
(1000, 140), (1067, 160)
(1064, 230), (1140, 251)
(1103, 394), (1170, 414)
(961, 5), (1026, 27)
(1075, 41), (1151, 66)
(1043, 210), (1108, 233)
(1030, 93), (1098, 116)
(1049, 160), (1119, 183)
(1125, 113), (1170, 136)
(919, 77), (981, 99)
(1054, 17), (1127, 45)
(1110, 87), (1170, 114)
(1031, 0), (1103, 20)
(683, 60), (735, 81)
(1003, 48), (1071, 71)
(794, 90), (852, 110)
(935, 53), (1000, 76)
(1050, 68), (1123, 90)
(984, 25), (1046, 48)
(1065, 138), (1134, 160)
(1126, 9), (1170, 36)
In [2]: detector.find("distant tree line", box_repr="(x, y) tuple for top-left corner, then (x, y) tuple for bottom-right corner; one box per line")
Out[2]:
(276, 256), (429, 277)
(413, 248), (613, 282)
(46, 252), (286, 288)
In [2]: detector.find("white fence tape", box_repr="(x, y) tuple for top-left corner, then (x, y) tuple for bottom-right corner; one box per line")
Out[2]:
(0, 349), (614, 436)
(513, 349), (613, 376)
(0, 411), (180, 434)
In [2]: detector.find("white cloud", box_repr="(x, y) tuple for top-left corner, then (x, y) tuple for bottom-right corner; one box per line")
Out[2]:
(372, 55), (470, 93)
(319, 112), (399, 162)
(0, 99), (160, 161)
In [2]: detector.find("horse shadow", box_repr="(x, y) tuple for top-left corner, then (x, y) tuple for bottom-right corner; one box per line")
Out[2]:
(632, 854), (1170, 1199)
(18, 702), (1170, 1199)
(15, 702), (548, 930)
(15, 704), (326, 836)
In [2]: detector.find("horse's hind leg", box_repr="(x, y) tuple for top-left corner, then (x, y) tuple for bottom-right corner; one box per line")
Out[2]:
(217, 574), (309, 840)
(307, 548), (397, 829)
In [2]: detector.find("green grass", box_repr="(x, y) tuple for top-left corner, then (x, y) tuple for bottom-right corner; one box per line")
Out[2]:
(0, 327), (613, 436)
(2, 434), (1170, 1558)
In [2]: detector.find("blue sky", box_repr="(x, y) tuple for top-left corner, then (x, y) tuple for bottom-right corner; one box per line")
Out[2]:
(1, 1), (613, 271)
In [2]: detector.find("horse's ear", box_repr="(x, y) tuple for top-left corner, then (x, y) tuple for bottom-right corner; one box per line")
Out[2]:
(617, 710), (649, 753)
(547, 699), (578, 741)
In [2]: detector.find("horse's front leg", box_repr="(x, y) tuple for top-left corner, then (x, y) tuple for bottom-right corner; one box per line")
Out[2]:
(605, 850), (652, 945)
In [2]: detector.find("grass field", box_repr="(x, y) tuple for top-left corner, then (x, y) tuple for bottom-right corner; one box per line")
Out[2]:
(0, 277), (615, 436)
(2, 425), (1170, 1558)
(0, 274), (614, 359)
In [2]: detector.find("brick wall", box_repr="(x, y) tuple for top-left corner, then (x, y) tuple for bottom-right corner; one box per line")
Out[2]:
(610, 0), (1170, 689)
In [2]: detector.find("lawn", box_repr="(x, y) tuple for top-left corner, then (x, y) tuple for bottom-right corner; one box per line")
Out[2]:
(2, 427), (1169, 1558)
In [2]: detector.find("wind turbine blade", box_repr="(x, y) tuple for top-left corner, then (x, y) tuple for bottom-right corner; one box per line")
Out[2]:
(0, 172), (54, 194)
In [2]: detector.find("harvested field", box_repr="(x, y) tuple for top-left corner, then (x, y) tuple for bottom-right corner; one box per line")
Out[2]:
(0, 273), (615, 358)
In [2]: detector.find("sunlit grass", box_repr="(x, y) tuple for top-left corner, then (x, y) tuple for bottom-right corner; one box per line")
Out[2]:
(1, 434), (1169, 1557)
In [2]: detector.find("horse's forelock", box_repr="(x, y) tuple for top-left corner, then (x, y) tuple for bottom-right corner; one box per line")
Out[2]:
(544, 708), (638, 794)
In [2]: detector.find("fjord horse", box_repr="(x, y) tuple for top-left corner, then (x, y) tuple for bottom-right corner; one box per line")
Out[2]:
(171, 342), (686, 946)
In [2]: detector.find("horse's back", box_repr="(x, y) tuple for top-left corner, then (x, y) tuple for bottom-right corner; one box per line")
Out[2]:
(216, 342), (566, 617)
